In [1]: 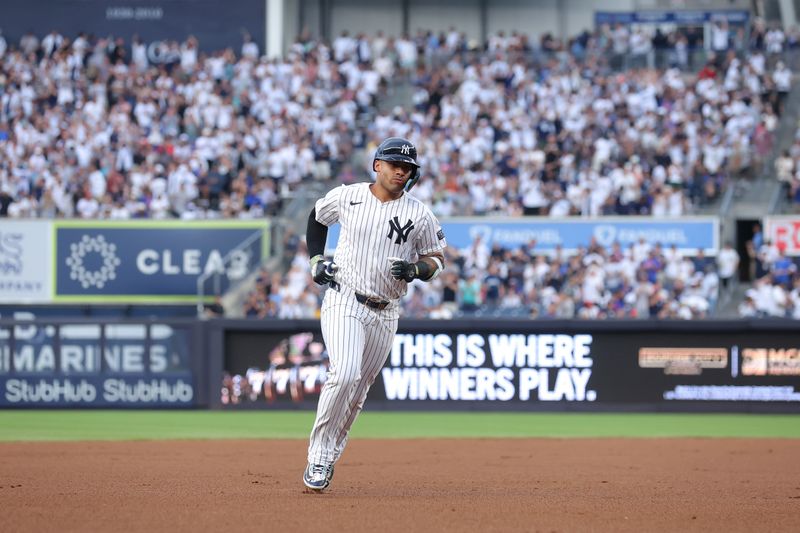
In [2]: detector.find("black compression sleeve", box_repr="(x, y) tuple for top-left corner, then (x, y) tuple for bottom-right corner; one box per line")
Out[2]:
(306, 208), (328, 257)
(415, 260), (435, 281)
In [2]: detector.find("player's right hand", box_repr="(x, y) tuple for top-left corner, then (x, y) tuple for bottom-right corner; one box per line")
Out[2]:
(388, 257), (416, 282)
(310, 254), (338, 285)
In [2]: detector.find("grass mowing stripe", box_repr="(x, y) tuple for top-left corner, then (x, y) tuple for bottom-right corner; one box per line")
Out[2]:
(1, 412), (799, 442)
(0, 411), (315, 441)
(354, 412), (800, 438)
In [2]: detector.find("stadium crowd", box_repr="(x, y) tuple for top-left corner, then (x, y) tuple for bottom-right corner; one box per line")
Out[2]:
(0, 23), (797, 320)
(366, 24), (788, 219)
(774, 124), (800, 210)
(0, 30), (384, 218)
(738, 234), (800, 318)
(0, 21), (793, 219)
(237, 20), (793, 320)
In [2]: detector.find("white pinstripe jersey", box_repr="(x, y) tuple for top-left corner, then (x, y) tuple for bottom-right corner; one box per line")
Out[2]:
(315, 182), (446, 301)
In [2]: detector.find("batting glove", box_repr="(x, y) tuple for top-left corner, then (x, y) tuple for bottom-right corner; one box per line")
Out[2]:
(310, 254), (338, 285)
(389, 257), (417, 282)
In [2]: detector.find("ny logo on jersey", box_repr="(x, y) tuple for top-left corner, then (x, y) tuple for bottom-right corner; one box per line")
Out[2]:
(387, 216), (414, 244)
(401, 144), (411, 155)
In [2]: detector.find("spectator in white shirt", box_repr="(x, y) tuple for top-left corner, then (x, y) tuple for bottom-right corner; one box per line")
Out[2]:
(710, 20), (730, 53)
(717, 242), (740, 290)
(241, 32), (259, 60)
(76, 189), (100, 218)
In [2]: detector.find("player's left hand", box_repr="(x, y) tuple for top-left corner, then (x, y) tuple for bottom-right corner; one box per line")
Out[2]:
(389, 257), (416, 282)
(310, 254), (338, 285)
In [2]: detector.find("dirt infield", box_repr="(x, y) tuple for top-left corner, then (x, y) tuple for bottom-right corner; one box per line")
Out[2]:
(1, 438), (798, 532)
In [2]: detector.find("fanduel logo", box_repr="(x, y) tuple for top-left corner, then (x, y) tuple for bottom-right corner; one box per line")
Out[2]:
(593, 225), (617, 247)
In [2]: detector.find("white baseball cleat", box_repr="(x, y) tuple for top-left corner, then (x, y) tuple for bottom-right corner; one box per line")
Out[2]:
(303, 463), (331, 492)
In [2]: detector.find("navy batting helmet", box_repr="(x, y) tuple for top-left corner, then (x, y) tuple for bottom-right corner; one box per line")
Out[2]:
(373, 137), (421, 191)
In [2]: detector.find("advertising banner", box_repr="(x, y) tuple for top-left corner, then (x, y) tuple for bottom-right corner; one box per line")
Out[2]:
(327, 217), (719, 255)
(0, 321), (197, 407)
(53, 220), (269, 303)
(222, 330), (328, 406)
(220, 322), (800, 410)
(595, 10), (750, 26)
(0, 0), (265, 54)
(0, 221), (51, 304)
(765, 216), (800, 256)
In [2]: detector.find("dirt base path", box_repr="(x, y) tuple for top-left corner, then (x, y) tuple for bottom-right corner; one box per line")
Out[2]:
(1, 438), (798, 532)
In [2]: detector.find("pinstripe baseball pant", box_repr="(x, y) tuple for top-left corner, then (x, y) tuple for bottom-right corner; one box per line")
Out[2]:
(307, 284), (398, 466)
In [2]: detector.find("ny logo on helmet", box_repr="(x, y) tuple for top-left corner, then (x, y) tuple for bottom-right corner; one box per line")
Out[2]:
(401, 144), (411, 155)
(387, 216), (414, 244)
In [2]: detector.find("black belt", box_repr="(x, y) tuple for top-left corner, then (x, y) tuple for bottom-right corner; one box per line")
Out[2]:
(355, 292), (390, 310)
(330, 281), (390, 310)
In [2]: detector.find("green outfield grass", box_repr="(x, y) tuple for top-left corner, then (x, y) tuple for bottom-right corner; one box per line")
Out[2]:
(0, 411), (799, 441)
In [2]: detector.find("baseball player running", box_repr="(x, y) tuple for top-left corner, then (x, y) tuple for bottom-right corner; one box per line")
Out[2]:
(302, 137), (447, 492)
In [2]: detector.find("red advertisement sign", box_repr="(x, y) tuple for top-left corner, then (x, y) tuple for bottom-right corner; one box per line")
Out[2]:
(766, 218), (800, 256)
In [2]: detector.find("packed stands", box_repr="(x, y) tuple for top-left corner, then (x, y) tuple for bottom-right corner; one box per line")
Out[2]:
(1, 22), (797, 320)
(0, 32), (385, 218)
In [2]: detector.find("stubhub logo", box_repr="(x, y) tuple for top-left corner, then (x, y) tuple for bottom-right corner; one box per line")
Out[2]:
(4, 378), (194, 404)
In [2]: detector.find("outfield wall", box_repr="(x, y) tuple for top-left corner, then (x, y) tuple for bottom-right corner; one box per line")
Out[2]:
(216, 319), (800, 413)
(1, 318), (798, 412)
